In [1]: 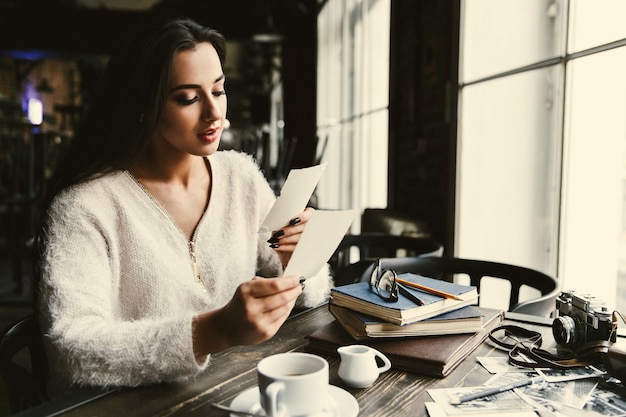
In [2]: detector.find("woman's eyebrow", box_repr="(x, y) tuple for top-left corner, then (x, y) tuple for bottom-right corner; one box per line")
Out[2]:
(170, 74), (226, 92)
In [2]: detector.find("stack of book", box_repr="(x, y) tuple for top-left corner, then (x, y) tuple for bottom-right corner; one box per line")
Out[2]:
(306, 272), (505, 377)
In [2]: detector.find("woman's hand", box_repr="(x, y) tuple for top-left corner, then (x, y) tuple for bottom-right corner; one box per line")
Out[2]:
(192, 274), (304, 359)
(268, 207), (315, 268)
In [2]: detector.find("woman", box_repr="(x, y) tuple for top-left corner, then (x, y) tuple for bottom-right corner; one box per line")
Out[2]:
(37, 16), (331, 392)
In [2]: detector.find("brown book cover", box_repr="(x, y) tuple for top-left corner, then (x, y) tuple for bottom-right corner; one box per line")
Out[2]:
(305, 306), (504, 378)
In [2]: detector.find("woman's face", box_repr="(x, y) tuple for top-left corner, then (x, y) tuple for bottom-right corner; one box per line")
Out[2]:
(151, 42), (227, 157)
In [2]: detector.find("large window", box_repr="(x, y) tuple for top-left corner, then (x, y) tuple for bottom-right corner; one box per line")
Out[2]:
(458, 0), (626, 310)
(316, 0), (391, 230)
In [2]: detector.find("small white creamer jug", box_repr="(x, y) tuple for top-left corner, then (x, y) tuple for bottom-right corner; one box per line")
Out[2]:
(337, 345), (391, 388)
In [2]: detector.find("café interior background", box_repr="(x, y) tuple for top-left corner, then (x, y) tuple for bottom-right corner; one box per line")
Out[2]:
(1, 0), (626, 337)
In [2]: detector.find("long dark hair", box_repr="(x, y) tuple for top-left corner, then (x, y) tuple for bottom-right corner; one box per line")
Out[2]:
(40, 16), (227, 214)
(32, 17), (226, 309)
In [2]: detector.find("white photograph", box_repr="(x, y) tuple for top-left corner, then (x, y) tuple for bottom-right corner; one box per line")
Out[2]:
(428, 386), (536, 415)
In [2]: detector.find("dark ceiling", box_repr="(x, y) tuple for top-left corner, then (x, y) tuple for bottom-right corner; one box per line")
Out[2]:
(0, 0), (321, 168)
(0, 0), (318, 57)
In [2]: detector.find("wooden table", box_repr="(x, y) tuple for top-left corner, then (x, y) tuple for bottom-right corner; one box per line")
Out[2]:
(15, 305), (556, 417)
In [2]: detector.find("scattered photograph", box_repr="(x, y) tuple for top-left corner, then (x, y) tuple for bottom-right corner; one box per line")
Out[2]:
(518, 395), (605, 417)
(428, 386), (536, 415)
(425, 401), (538, 417)
(538, 366), (605, 383)
(580, 378), (626, 416)
(428, 365), (624, 415)
(523, 378), (599, 409)
(484, 371), (542, 387)
(477, 357), (534, 374)
(425, 402), (447, 417)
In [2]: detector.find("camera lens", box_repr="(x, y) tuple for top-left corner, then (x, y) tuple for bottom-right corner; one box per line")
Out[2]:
(552, 316), (577, 346)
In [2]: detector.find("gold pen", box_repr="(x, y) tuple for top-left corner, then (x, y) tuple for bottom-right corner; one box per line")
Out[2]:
(396, 278), (464, 301)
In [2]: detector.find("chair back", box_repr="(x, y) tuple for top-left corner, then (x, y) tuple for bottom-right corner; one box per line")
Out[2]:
(0, 315), (48, 413)
(369, 256), (559, 317)
(329, 233), (444, 286)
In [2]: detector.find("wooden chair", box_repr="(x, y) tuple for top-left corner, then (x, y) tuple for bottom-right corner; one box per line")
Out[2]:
(357, 256), (560, 317)
(0, 315), (48, 413)
(329, 233), (444, 286)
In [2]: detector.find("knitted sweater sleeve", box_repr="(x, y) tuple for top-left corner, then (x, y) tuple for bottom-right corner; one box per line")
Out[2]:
(39, 184), (208, 390)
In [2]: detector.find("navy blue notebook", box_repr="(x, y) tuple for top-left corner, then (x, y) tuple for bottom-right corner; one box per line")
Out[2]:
(330, 273), (478, 326)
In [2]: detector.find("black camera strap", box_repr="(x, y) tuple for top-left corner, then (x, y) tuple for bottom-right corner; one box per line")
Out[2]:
(488, 320), (617, 370)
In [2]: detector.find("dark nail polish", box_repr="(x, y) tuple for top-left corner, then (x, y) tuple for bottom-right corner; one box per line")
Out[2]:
(270, 243), (280, 249)
(272, 230), (285, 239)
(299, 277), (306, 284)
(267, 236), (279, 244)
(289, 217), (301, 226)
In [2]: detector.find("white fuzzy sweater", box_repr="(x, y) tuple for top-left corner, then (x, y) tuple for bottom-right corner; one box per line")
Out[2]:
(38, 150), (332, 391)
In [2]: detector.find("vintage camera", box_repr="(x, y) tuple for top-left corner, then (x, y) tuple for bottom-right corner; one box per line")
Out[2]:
(552, 291), (616, 348)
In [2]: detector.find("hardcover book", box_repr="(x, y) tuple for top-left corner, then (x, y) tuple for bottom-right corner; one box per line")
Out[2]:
(305, 307), (505, 378)
(330, 273), (478, 326)
(329, 303), (484, 340)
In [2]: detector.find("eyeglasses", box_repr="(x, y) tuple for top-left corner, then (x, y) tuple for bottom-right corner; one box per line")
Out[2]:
(369, 258), (399, 302)
(369, 258), (424, 305)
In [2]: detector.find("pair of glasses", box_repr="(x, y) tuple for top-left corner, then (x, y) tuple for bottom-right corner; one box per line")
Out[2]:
(369, 258), (424, 305)
(369, 258), (399, 301)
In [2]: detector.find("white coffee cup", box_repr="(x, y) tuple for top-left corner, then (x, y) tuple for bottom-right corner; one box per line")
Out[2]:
(257, 352), (331, 417)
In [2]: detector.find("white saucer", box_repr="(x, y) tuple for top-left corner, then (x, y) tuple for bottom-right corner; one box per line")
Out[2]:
(229, 385), (359, 417)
